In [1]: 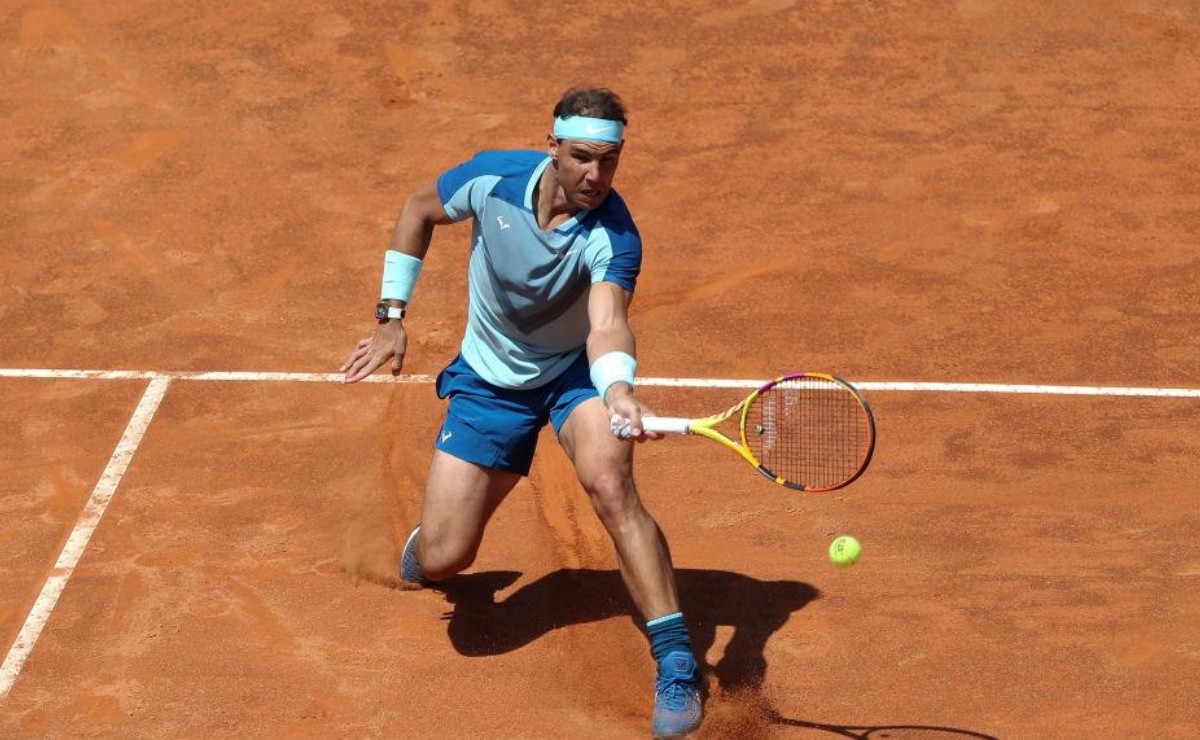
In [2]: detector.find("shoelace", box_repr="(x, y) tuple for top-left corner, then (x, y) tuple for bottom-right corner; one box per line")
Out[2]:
(655, 675), (697, 712)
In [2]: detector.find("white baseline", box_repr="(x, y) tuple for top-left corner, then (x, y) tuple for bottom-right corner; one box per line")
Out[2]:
(0, 367), (1197, 397)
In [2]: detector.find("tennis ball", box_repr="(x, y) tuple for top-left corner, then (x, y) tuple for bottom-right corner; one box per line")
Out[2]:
(829, 535), (862, 567)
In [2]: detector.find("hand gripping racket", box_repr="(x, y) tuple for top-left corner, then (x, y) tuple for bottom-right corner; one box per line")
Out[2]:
(613, 373), (876, 491)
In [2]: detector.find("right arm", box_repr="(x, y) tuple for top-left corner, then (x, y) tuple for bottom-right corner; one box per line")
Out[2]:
(388, 178), (455, 260)
(341, 180), (453, 383)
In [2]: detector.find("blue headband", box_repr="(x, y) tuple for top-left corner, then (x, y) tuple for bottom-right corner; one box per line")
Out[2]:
(553, 116), (625, 144)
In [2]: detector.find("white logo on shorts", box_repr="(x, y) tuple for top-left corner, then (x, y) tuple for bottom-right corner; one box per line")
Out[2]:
(440, 430), (453, 443)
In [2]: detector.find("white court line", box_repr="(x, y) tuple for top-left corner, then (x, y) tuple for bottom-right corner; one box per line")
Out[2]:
(853, 381), (1200, 398)
(648, 379), (1200, 397)
(0, 367), (1198, 397)
(0, 368), (435, 383)
(0, 377), (171, 699)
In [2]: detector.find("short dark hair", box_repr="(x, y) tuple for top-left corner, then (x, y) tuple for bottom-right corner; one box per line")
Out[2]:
(553, 87), (628, 125)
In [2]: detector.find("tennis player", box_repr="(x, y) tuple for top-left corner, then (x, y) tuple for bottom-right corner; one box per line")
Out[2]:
(341, 87), (703, 737)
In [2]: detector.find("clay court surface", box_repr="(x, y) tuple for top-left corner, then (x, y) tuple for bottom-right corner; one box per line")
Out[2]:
(2, 1), (1199, 737)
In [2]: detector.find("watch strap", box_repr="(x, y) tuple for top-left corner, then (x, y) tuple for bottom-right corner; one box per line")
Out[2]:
(376, 302), (406, 321)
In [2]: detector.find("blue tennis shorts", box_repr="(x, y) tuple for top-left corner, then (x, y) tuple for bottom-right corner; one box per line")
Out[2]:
(433, 352), (598, 476)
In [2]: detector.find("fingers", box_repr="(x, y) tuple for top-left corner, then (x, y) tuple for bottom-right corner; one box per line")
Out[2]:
(343, 342), (385, 383)
(343, 355), (380, 383)
(610, 413), (633, 439)
(609, 396), (646, 434)
(628, 402), (648, 431)
(624, 406), (645, 437)
(347, 357), (389, 383)
(609, 410), (662, 442)
(631, 405), (663, 441)
(340, 338), (373, 373)
(611, 423), (661, 442)
(342, 326), (406, 384)
(607, 397), (667, 443)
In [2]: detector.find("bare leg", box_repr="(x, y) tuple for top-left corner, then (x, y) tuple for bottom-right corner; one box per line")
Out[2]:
(559, 397), (680, 620)
(415, 450), (521, 581)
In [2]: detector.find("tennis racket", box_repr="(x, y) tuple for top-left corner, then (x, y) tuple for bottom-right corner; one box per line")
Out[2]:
(613, 373), (876, 491)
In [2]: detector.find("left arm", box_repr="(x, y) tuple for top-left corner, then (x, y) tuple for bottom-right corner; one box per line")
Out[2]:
(586, 282), (659, 439)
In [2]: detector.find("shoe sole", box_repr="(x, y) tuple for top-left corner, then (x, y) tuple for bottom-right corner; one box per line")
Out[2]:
(400, 525), (426, 587)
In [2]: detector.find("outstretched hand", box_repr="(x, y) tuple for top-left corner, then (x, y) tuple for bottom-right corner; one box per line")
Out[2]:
(341, 323), (407, 383)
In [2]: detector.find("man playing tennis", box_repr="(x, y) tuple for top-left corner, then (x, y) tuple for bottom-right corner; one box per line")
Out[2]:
(341, 88), (703, 737)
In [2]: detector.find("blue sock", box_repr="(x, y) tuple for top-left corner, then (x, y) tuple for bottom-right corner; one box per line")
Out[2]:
(647, 612), (693, 665)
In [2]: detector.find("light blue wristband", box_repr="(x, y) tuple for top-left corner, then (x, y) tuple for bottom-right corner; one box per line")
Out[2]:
(590, 351), (637, 403)
(381, 250), (423, 302)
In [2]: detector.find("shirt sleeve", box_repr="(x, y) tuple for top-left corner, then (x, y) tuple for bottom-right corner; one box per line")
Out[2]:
(590, 227), (642, 293)
(436, 152), (504, 222)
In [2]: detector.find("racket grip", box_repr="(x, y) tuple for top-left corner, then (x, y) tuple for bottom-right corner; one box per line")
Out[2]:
(610, 415), (691, 439)
(642, 417), (691, 434)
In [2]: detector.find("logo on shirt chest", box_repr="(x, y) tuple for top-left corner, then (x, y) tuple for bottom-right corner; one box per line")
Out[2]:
(497, 215), (511, 230)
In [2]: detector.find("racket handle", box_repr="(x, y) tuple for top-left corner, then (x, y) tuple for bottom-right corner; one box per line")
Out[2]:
(610, 415), (691, 439)
(642, 416), (692, 434)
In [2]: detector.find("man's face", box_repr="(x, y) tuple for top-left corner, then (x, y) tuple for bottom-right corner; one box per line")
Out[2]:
(548, 137), (623, 209)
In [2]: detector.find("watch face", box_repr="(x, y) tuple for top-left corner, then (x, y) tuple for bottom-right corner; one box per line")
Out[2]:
(375, 303), (388, 320)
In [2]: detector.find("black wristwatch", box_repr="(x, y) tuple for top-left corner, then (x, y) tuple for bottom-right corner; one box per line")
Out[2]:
(375, 302), (406, 322)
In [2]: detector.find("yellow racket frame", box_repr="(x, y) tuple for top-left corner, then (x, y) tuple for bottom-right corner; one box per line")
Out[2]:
(636, 372), (875, 491)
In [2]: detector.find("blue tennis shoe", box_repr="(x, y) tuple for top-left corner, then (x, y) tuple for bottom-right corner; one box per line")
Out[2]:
(652, 651), (703, 737)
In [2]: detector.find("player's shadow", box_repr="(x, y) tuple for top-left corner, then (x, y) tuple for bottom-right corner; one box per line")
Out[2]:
(436, 570), (996, 739)
(435, 567), (819, 691)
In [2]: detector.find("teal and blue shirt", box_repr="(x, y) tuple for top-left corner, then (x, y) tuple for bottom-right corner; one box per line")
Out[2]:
(437, 150), (642, 389)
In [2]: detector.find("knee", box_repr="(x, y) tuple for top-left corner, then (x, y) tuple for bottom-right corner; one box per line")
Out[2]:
(418, 527), (478, 581)
(582, 468), (640, 526)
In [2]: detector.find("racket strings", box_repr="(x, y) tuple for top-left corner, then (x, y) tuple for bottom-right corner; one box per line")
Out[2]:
(746, 377), (871, 490)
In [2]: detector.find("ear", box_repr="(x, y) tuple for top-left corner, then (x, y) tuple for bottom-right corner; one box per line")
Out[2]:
(546, 134), (559, 159)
